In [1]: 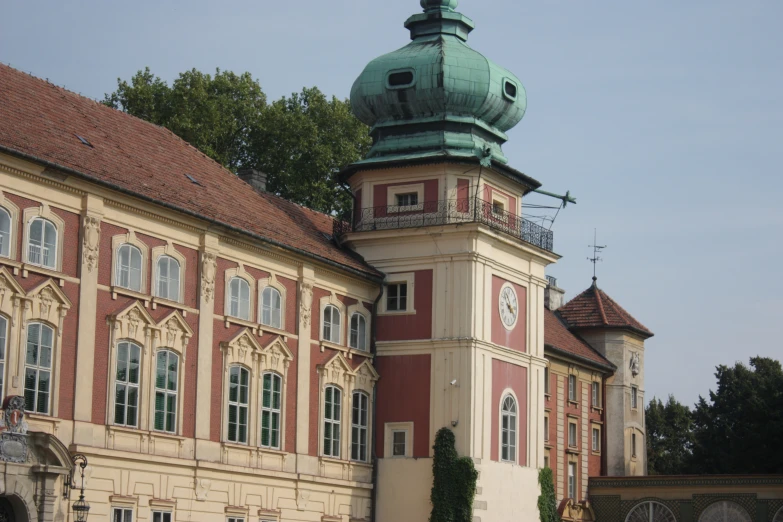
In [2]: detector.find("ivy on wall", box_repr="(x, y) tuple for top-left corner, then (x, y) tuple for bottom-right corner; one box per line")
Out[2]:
(430, 427), (478, 522)
(538, 467), (561, 522)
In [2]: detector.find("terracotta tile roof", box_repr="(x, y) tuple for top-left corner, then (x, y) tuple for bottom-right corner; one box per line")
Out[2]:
(0, 64), (380, 279)
(544, 308), (614, 369)
(557, 281), (653, 338)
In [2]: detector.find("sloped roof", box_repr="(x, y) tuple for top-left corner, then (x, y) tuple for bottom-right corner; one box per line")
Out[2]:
(544, 308), (614, 370)
(557, 281), (653, 338)
(0, 64), (380, 279)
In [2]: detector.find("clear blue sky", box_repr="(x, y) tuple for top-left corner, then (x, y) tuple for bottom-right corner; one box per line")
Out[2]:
(3, 0), (781, 406)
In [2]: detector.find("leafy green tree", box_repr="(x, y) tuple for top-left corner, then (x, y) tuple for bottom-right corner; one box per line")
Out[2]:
(538, 467), (560, 522)
(646, 395), (693, 475)
(104, 68), (371, 215)
(690, 357), (783, 474)
(430, 427), (478, 522)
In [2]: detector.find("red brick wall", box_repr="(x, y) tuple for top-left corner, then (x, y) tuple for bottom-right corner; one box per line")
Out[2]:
(491, 276), (527, 352)
(490, 359), (528, 466)
(375, 354), (431, 458)
(376, 269), (432, 341)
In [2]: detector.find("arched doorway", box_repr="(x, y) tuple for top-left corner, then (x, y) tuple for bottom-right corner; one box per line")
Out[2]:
(698, 501), (751, 522)
(626, 501), (677, 522)
(0, 496), (29, 522)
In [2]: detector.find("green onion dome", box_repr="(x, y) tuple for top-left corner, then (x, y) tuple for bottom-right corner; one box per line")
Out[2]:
(350, 0), (527, 165)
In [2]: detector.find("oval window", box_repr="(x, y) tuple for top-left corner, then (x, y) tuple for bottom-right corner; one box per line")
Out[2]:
(387, 69), (416, 89)
(503, 79), (518, 100)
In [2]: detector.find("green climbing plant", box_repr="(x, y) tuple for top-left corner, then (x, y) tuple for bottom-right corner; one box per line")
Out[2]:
(430, 427), (478, 522)
(538, 467), (561, 522)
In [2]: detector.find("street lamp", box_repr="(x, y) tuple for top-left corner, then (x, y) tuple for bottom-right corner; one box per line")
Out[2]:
(64, 453), (90, 521)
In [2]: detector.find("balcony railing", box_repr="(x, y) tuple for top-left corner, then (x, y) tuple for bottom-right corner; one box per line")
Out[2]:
(334, 197), (554, 252)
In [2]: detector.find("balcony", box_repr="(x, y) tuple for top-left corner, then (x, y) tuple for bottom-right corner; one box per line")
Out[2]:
(334, 197), (554, 253)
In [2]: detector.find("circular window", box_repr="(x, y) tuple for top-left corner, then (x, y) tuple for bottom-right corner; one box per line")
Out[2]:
(625, 501), (677, 522)
(698, 502), (751, 522)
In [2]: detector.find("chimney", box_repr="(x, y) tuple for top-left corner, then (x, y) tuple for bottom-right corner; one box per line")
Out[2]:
(238, 168), (267, 193)
(545, 275), (565, 311)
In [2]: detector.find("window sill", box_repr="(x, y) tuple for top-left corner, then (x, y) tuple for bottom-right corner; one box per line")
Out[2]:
(319, 455), (346, 465)
(112, 286), (151, 305)
(544, 393), (551, 399)
(224, 315), (257, 330)
(152, 297), (197, 316)
(591, 451), (601, 456)
(259, 323), (294, 339)
(544, 442), (553, 449)
(349, 459), (373, 468)
(0, 257), (21, 275)
(566, 447), (581, 455)
(567, 400), (579, 407)
(319, 341), (372, 360)
(149, 430), (187, 442)
(21, 263), (67, 286)
(378, 309), (417, 316)
(591, 406), (603, 413)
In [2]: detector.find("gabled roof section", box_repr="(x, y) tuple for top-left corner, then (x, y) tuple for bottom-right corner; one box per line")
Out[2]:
(0, 64), (380, 280)
(557, 281), (653, 338)
(544, 309), (614, 371)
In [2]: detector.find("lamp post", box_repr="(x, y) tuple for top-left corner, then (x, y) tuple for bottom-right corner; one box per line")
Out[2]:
(64, 453), (90, 521)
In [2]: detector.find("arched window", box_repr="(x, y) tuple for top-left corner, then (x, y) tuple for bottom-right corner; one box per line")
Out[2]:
(261, 287), (282, 329)
(698, 502), (751, 522)
(227, 366), (249, 443)
(261, 372), (283, 449)
(501, 395), (517, 462)
(351, 391), (369, 461)
(24, 322), (54, 414)
(773, 507), (783, 522)
(0, 316), (7, 400)
(154, 350), (179, 433)
(116, 244), (143, 292)
(349, 313), (367, 351)
(114, 341), (141, 427)
(28, 217), (57, 269)
(228, 278), (251, 321)
(322, 305), (341, 344)
(626, 502), (677, 522)
(156, 255), (180, 302)
(0, 208), (11, 258)
(323, 385), (341, 457)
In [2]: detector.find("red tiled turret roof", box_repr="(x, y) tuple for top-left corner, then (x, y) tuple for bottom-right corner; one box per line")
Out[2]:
(0, 64), (380, 279)
(544, 309), (614, 370)
(557, 280), (653, 338)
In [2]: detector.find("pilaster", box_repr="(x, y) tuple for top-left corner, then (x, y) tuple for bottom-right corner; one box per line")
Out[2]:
(296, 265), (315, 459)
(556, 374), (565, 500)
(195, 234), (218, 442)
(73, 194), (103, 430)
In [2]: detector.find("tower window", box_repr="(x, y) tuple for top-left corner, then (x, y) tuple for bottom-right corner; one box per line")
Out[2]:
(387, 283), (408, 312)
(392, 430), (407, 457)
(387, 69), (415, 89)
(631, 385), (638, 409)
(396, 193), (418, 207)
(503, 79), (518, 101)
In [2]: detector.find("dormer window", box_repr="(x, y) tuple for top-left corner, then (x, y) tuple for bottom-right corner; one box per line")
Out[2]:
(492, 200), (505, 215)
(396, 193), (418, 208)
(503, 78), (518, 101)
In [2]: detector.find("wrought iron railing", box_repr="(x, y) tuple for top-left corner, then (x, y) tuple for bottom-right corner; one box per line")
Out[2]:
(333, 197), (554, 252)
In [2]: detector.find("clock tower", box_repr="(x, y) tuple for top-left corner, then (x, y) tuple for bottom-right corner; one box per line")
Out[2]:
(336, 1), (560, 520)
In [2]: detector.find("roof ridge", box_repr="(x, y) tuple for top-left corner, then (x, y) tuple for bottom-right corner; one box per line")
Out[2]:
(594, 285), (609, 325)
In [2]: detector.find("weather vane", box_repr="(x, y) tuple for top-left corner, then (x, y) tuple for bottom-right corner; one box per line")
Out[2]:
(587, 229), (606, 283)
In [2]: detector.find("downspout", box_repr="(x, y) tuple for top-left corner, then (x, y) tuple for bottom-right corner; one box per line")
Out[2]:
(370, 280), (385, 522)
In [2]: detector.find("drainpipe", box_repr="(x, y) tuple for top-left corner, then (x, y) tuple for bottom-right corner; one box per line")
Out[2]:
(369, 280), (385, 522)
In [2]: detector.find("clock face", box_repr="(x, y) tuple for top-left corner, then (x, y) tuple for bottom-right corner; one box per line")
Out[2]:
(499, 284), (519, 329)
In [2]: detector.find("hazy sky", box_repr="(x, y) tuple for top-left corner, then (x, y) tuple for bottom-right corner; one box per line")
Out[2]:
(2, 1), (782, 407)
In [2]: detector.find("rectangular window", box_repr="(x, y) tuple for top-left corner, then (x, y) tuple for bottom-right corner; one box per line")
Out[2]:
(323, 385), (341, 457)
(227, 518), (245, 522)
(227, 366), (250, 444)
(351, 391), (369, 462)
(492, 200), (505, 215)
(544, 414), (549, 442)
(112, 508), (133, 522)
(25, 322), (54, 415)
(261, 373), (282, 449)
(544, 367), (550, 395)
(114, 341), (141, 427)
(392, 430), (407, 457)
(568, 375), (576, 402)
(568, 421), (577, 448)
(568, 462), (576, 499)
(154, 350), (178, 433)
(152, 512), (171, 522)
(396, 193), (418, 207)
(592, 427), (600, 452)
(544, 450), (550, 469)
(631, 385), (638, 409)
(386, 283), (408, 312)
(592, 381), (600, 408)
(632, 432), (637, 457)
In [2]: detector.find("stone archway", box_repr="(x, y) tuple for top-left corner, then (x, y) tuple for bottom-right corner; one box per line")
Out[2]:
(698, 501), (751, 522)
(0, 477), (35, 522)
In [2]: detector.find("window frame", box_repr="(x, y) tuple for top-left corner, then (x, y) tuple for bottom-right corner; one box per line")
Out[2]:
(0, 197), (20, 261)
(260, 286), (283, 329)
(380, 273), (416, 315)
(151, 511), (172, 522)
(544, 411), (550, 442)
(500, 393), (518, 463)
(386, 183), (425, 213)
(227, 277), (252, 321)
(153, 349), (180, 434)
(323, 384), (342, 458)
(155, 255), (181, 303)
(351, 390), (369, 462)
(112, 507), (134, 522)
(568, 419), (578, 448)
(631, 385), (639, 409)
(592, 425), (601, 453)
(260, 371), (283, 450)
(384, 421), (413, 459)
(632, 432), (637, 458)
(321, 304), (342, 345)
(568, 374), (577, 402)
(568, 462), (577, 499)
(114, 340), (142, 428)
(115, 243), (143, 293)
(227, 365), (250, 444)
(0, 315), (7, 401)
(26, 216), (58, 270)
(349, 311), (368, 351)
(24, 321), (55, 415)
(0, 207), (12, 259)
(544, 366), (550, 395)
(592, 380), (601, 408)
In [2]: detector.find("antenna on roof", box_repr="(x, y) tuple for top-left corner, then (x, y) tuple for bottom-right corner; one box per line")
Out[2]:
(587, 228), (606, 285)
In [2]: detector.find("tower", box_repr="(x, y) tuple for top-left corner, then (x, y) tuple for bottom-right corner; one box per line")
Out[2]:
(338, 1), (559, 520)
(556, 280), (654, 477)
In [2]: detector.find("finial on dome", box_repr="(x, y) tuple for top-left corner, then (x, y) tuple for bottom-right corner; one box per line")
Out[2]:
(421, 0), (459, 12)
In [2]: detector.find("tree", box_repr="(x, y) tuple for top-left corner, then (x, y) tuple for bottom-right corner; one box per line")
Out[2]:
(646, 395), (693, 475)
(538, 467), (560, 522)
(104, 68), (371, 215)
(689, 357), (783, 474)
(430, 427), (478, 522)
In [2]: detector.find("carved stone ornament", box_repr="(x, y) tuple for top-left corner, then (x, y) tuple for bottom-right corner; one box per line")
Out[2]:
(300, 282), (313, 328)
(82, 215), (101, 272)
(128, 309), (142, 338)
(201, 252), (217, 303)
(38, 287), (54, 318)
(0, 275), (7, 307)
(629, 351), (641, 377)
(165, 318), (179, 346)
(194, 478), (211, 501)
(0, 396), (29, 463)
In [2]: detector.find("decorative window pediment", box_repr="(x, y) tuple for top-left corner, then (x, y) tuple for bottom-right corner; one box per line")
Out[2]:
(221, 328), (263, 368)
(22, 279), (71, 334)
(259, 336), (293, 376)
(108, 301), (156, 348)
(352, 359), (379, 394)
(318, 352), (353, 390)
(0, 266), (25, 320)
(155, 311), (193, 358)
